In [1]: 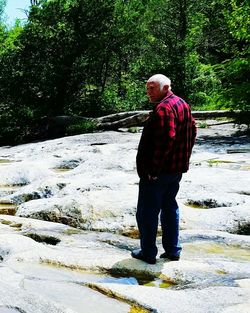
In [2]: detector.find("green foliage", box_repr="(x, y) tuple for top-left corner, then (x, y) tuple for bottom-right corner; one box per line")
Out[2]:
(197, 122), (209, 129)
(102, 76), (148, 114)
(219, 0), (250, 113)
(128, 127), (140, 133)
(0, 0), (249, 145)
(66, 119), (98, 135)
(216, 58), (250, 110)
(0, 101), (34, 145)
(224, 0), (250, 42)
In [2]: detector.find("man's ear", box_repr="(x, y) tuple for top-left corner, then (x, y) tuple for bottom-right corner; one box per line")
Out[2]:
(163, 85), (169, 92)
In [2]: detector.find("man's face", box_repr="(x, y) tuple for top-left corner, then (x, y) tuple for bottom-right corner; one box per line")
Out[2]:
(146, 81), (167, 103)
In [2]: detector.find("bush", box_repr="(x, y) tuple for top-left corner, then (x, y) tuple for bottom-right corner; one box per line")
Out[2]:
(66, 119), (98, 135)
(0, 102), (35, 145)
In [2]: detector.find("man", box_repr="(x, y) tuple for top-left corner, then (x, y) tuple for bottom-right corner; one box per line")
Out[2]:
(132, 74), (196, 264)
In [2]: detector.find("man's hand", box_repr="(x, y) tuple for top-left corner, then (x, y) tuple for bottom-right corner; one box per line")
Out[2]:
(148, 175), (158, 181)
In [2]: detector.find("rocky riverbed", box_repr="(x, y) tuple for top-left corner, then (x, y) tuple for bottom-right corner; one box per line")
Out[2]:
(0, 120), (250, 313)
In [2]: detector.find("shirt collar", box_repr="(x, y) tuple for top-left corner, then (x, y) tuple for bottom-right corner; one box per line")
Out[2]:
(162, 90), (173, 101)
(153, 91), (173, 109)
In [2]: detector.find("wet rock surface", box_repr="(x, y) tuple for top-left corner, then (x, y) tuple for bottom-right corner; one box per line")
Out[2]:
(0, 121), (249, 313)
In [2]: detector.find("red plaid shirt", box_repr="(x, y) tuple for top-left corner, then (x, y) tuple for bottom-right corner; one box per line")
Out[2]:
(136, 91), (197, 178)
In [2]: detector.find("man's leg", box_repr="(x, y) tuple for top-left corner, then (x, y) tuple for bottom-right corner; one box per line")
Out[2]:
(160, 173), (182, 258)
(135, 178), (161, 260)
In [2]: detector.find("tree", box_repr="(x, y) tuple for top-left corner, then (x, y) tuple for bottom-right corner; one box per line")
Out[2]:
(0, 0), (6, 18)
(0, 0), (249, 145)
(218, 0), (250, 113)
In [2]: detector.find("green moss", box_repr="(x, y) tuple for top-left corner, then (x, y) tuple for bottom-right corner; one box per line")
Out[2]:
(128, 127), (140, 133)
(1, 219), (12, 225)
(159, 281), (174, 288)
(186, 203), (206, 209)
(207, 159), (235, 167)
(62, 228), (82, 235)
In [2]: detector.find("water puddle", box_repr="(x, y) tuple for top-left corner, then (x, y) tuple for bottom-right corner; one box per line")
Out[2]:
(185, 203), (208, 209)
(143, 278), (175, 288)
(184, 242), (250, 261)
(0, 218), (22, 229)
(0, 203), (17, 215)
(108, 271), (173, 289)
(62, 228), (82, 235)
(99, 276), (138, 285)
(205, 159), (250, 171)
(0, 159), (15, 165)
(52, 168), (72, 173)
(207, 159), (236, 166)
(240, 164), (250, 170)
(11, 261), (156, 313)
(17, 262), (134, 313)
(0, 184), (21, 190)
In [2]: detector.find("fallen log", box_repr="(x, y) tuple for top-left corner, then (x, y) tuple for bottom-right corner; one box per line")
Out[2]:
(96, 112), (149, 129)
(96, 110), (149, 123)
(96, 109), (243, 130)
(192, 110), (241, 119)
(40, 110), (247, 138)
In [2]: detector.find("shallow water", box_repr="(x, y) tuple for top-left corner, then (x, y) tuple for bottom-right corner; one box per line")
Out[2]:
(0, 203), (17, 215)
(184, 242), (250, 261)
(0, 159), (14, 164)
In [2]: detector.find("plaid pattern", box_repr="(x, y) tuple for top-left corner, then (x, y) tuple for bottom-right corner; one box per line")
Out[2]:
(136, 91), (197, 178)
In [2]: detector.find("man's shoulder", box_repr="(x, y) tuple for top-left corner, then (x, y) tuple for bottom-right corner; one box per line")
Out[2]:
(163, 94), (190, 109)
(155, 102), (172, 114)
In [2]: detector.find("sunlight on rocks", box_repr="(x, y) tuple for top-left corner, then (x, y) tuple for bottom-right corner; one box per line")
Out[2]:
(0, 308), (20, 313)
(128, 306), (150, 313)
(0, 124), (249, 313)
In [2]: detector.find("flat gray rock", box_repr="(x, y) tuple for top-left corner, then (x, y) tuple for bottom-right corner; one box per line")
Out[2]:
(0, 122), (250, 312)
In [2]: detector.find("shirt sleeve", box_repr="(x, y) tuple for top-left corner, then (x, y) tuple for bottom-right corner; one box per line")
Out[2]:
(151, 106), (175, 176)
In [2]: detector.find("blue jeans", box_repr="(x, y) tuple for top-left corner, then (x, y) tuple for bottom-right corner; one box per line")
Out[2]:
(136, 173), (182, 259)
